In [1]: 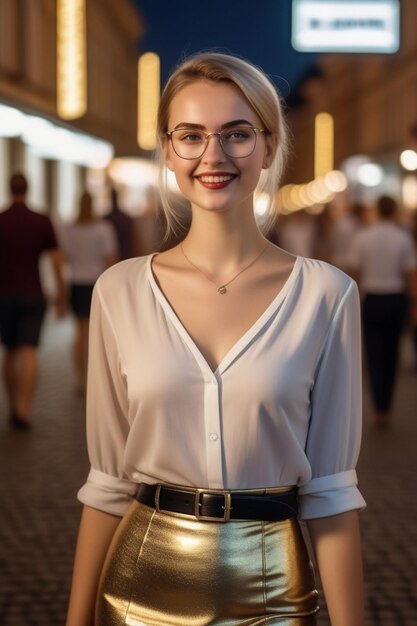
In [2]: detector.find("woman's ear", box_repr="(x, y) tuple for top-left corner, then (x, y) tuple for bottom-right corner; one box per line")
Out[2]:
(262, 133), (278, 170)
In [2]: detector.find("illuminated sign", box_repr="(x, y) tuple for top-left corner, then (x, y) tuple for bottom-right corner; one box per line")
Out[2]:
(292, 0), (400, 53)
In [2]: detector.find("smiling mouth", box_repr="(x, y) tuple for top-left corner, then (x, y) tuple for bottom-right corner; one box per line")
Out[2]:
(198, 174), (236, 183)
(195, 173), (238, 189)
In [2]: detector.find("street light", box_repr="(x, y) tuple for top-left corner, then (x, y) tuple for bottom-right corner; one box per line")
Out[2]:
(314, 112), (334, 179)
(137, 52), (160, 151)
(400, 149), (417, 171)
(57, 0), (87, 120)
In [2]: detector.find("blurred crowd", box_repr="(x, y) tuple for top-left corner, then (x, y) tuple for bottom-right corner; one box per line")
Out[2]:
(272, 198), (417, 428)
(0, 171), (416, 431)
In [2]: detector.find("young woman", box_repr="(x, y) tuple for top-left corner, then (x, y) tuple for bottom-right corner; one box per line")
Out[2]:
(66, 52), (366, 626)
(60, 192), (118, 394)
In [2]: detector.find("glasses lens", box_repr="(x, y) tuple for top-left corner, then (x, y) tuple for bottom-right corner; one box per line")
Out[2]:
(221, 127), (256, 158)
(171, 129), (207, 159)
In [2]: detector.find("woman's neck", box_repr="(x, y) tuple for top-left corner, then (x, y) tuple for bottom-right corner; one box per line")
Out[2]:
(182, 207), (268, 271)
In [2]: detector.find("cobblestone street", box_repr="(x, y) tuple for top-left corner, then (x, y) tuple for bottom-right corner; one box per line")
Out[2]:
(0, 312), (416, 626)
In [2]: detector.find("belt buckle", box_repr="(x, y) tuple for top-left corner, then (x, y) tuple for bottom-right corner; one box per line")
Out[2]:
(194, 488), (232, 522)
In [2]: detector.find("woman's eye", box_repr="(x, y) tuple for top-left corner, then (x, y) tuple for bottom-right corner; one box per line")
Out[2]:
(224, 129), (251, 142)
(179, 132), (204, 143)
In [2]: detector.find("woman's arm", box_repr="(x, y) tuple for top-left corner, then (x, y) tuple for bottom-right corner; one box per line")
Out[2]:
(49, 248), (68, 317)
(307, 510), (365, 626)
(66, 505), (121, 626)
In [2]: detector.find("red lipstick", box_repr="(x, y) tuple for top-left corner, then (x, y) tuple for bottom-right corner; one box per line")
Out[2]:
(195, 172), (237, 190)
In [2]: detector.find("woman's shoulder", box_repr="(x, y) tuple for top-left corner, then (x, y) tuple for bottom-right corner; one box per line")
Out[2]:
(95, 254), (153, 296)
(299, 256), (356, 299)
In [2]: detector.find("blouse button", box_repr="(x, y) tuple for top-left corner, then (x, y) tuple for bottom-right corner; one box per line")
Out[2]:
(209, 433), (218, 442)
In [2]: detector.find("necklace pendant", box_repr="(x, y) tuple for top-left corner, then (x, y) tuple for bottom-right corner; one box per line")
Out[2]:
(218, 285), (227, 295)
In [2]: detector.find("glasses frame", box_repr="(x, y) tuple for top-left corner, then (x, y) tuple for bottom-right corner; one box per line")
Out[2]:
(165, 126), (268, 160)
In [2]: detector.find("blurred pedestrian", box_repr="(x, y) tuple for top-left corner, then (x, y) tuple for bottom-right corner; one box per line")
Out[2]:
(133, 186), (167, 255)
(313, 204), (333, 262)
(67, 52), (365, 626)
(0, 173), (67, 429)
(105, 187), (135, 260)
(329, 202), (366, 271)
(349, 195), (417, 427)
(61, 192), (118, 394)
(277, 210), (317, 257)
(411, 212), (417, 368)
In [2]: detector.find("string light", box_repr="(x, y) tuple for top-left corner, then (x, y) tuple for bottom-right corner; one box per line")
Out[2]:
(400, 149), (417, 171)
(57, 0), (87, 120)
(314, 112), (334, 178)
(137, 52), (160, 150)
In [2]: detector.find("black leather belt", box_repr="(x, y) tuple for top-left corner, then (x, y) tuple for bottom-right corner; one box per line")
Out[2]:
(136, 483), (298, 522)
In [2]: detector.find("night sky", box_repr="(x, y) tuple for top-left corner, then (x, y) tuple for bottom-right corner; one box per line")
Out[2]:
(134, 0), (317, 98)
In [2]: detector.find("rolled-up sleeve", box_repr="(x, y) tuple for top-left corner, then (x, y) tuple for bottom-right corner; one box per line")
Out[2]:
(299, 281), (366, 520)
(77, 280), (137, 516)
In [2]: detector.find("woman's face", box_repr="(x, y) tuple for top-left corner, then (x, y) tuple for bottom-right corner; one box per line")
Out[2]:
(164, 80), (274, 217)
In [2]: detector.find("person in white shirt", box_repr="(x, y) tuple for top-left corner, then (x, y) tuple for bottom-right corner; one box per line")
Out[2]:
(329, 202), (366, 272)
(60, 192), (118, 393)
(277, 210), (317, 258)
(66, 53), (365, 626)
(349, 196), (417, 427)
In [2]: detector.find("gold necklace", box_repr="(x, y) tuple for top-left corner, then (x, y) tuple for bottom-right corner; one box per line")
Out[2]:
(180, 242), (269, 294)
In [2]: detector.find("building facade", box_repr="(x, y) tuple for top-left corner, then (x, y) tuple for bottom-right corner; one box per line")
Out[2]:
(0, 0), (143, 216)
(287, 0), (417, 209)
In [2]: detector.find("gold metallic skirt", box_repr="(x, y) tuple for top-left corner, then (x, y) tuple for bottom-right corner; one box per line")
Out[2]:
(96, 489), (319, 626)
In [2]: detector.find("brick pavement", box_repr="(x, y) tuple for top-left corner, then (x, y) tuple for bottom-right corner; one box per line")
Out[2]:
(0, 313), (416, 626)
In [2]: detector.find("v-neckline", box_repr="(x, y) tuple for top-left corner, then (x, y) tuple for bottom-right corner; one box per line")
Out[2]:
(147, 253), (303, 377)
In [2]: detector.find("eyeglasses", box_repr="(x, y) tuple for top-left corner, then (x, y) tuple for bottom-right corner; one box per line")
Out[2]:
(165, 126), (268, 160)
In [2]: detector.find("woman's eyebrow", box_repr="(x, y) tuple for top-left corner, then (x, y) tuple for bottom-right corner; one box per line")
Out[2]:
(221, 119), (253, 129)
(173, 119), (254, 131)
(173, 122), (205, 130)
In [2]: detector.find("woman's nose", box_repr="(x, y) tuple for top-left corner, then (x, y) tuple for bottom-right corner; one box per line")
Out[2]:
(202, 133), (225, 163)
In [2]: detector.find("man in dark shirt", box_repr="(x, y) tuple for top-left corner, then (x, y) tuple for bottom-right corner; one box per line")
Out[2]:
(105, 187), (135, 260)
(0, 173), (67, 429)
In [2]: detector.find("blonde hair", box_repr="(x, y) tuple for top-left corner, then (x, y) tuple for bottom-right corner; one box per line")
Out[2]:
(157, 52), (289, 238)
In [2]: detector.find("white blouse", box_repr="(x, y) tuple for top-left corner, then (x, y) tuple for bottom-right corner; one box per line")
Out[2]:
(78, 254), (366, 520)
